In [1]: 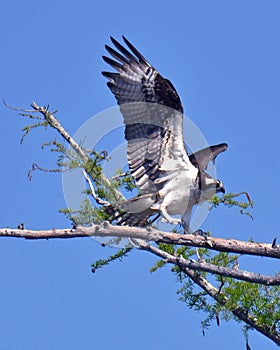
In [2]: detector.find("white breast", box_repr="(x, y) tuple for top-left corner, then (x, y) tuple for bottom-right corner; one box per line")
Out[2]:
(156, 166), (198, 216)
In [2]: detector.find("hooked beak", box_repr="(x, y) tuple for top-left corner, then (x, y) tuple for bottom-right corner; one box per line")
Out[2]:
(216, 180), (225, 194)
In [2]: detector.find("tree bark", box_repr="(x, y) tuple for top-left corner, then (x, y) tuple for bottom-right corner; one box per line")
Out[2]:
(2, 223), (279, 259)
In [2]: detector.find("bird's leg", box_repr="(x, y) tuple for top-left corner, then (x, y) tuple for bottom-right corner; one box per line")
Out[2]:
(160, 207), (181, 225)
(182, 218), (207, 236)
(181, 218), (190, 234)
(181, 220), (200, 259)
(181, 218), (207, 260)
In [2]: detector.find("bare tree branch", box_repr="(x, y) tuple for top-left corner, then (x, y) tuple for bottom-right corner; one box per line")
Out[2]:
(140, 241), (280, 285)
(10, 102), (125, 203)
(34, 102), (124, 201)
(1, 223), (279, 258)
(3, 224), (280, 285)
(31, 102), (89, 160)
(140, 243), (280, 346)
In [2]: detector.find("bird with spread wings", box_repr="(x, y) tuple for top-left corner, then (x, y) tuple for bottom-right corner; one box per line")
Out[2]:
(102, 36), (227, 232)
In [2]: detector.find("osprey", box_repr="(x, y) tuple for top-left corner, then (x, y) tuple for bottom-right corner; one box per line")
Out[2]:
(102, 36), (227, 232)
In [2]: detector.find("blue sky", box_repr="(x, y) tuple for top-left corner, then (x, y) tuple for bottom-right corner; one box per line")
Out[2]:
(1, 0), (280, 349)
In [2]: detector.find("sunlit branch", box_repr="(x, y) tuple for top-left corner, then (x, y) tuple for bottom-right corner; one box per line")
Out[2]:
(139, 241), (280, 285)
(1, 223), (280, 259)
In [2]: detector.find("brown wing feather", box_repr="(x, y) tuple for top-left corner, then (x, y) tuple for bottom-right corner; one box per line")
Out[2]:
(189, 143), (228, 170)
(102, 36), (191, 194)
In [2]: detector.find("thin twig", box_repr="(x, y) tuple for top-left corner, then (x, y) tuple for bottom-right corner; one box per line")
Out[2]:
(9, 102), (125, 203)
(233, 191), (254, 208)
(31, 102), (89, 160)
(31, 102), (124, 202)
(3, 100), (38, 113)
(110, 171), (130, 180)
(82, 170), (110, 206)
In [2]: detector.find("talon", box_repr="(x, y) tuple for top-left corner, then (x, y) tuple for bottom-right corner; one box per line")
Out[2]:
(161, 217), (181, 225)
(193, 229), (208, 238)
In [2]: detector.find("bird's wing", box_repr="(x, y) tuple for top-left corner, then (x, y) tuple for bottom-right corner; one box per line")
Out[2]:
(189, 143), (228, 171)
(102, 36), (195, 194)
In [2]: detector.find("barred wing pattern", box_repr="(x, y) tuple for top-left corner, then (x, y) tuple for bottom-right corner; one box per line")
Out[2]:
(102, 36), (195, 195)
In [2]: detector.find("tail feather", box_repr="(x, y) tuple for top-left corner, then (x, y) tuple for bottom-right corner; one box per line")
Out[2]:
(104, 194), (158, 227)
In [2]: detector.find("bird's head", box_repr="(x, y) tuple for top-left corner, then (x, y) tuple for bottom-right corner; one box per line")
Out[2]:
(198, 172), (225, 202)
(215, 180), (225, 194)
